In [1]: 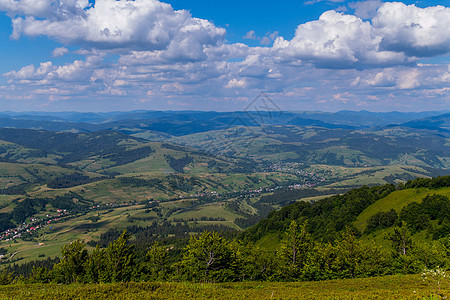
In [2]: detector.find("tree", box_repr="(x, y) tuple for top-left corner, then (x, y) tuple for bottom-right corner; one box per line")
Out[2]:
(53, 240), (88, 283)
(28, 267), (52, 284)
(0, 269), (13, 285)
(388, 222), (413, 257)
(277, 220), (312, 279)
(144, 242), (169, 281)
(227, 240), (274, 282)
(181, 231), (234, 282)
(83, 245), (108, 283)
(387, 222), (416, 273)
(333, 227), (364, 278)
(104, 230), (136, 282)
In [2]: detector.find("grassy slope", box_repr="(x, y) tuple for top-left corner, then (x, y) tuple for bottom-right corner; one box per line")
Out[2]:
(354, 186), (450, 233)
(172, 125), (450, 169)
(0, 274), (446, 299)
(0, 198), (244, 264)
(0, 162), (99, 188)
(0, 204), (150, 263)
(318, 165), (433, 187)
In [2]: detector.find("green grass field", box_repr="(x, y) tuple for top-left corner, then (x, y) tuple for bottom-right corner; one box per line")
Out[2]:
(354, 186), (450, 233)
(0, 274), (447, 299)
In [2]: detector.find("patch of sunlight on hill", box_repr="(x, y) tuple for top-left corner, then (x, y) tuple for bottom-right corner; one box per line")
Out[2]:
(354, 187), (450, 232)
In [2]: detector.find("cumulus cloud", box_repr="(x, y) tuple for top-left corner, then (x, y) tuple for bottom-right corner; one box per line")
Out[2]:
(273, 10), (409, 68)
(354, 64), (450, 91)
(0, 0), (88, 19)
(5, 0), (225, 62)
(373, 2), (450, 57)
(5, 61), (53, 80)
(1, 1), (450, 111)
(5, 54), (105, 84)
(271, 3), (450, 69)
(226, 79), (247, 89)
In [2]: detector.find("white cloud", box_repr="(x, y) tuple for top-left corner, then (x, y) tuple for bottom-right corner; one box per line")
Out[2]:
(373, 2), (450, 57)
(243, 30), (279, 45)
(349, 0), (383, 19)
(354, 64), (450, 92)
(273, 10), (409, 68)
(243, 30), (257, 40)
(0, 0), (88, 19)
(5, 61), (53, 80)
(1, 1), (450, 111)
(261, 31), (279, 46)
(6, 0), (225, 62)
(226, 78), (247, 89)
(52, 47), (69, 57)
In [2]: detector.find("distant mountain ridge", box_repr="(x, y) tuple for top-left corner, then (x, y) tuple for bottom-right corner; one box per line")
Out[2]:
(0, 110), (448, 170)
(0, 110), (448, 137)
(399, 113), (450, 133)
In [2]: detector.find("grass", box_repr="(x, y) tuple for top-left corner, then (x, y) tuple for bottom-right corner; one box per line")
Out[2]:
(0, 205), (143, 264)
(0, 274), (447, 299)
(167, 202), (241, 230)
(323, 165), (430, 188)
(1, 200), (243, 264)
(255, 233), (281, 252)
(354, 186), (450, 232)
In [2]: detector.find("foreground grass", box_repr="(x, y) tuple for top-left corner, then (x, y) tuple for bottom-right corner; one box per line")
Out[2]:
(0, 274), (448, 299)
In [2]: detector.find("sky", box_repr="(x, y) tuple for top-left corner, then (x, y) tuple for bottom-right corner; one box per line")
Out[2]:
(0, 0), (449, 112)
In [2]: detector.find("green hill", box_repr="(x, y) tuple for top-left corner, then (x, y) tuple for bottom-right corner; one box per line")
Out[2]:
(242, 176), (450, 244)
(0, 128), (251, 176)
(171, 125), (450, 169)
(354, 186), (450, 233)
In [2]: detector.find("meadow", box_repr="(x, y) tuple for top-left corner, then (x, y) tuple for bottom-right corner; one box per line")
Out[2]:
(0, 274), (446, 299)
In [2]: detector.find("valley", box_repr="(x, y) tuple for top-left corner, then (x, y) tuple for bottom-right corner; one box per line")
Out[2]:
(0, 110), (448, 290)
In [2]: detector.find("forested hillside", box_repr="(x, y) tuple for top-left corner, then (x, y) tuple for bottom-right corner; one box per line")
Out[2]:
(243, 176), (450, 242)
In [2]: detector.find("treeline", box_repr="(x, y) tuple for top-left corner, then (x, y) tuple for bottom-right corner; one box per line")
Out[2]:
(242, 184), (396, 242)
(118, 177), (165, 190)
(118, 175), (200, 193)
(165, 154), (193, 173)
(5, 257), (60, 278)
(2, 221), (450, 284)
(363, 176), (450, 236)
(47, 173), (105, 189)
(366, 194), (450, 239)
(102, 146), (154, 166)
(402, 175), (450, 189)
(2, 183), (30, 195)
(258, 188), (347, 206)
(2, 176), (450, 284)
(88, 222), (233, 249)
(3, 173), (105, 194)
(166, 175), (200, 193)
(228, 199), (274, 229)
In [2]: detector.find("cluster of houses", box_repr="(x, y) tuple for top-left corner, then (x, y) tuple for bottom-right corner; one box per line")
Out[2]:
(0, 210), (69, 242)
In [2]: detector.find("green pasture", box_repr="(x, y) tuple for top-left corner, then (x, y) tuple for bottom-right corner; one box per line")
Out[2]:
(0, 274), (446, 299)
(354, 186), (450, 233)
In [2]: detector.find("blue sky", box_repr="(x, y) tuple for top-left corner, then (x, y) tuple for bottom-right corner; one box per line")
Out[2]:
(0, 0), (449, 112)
